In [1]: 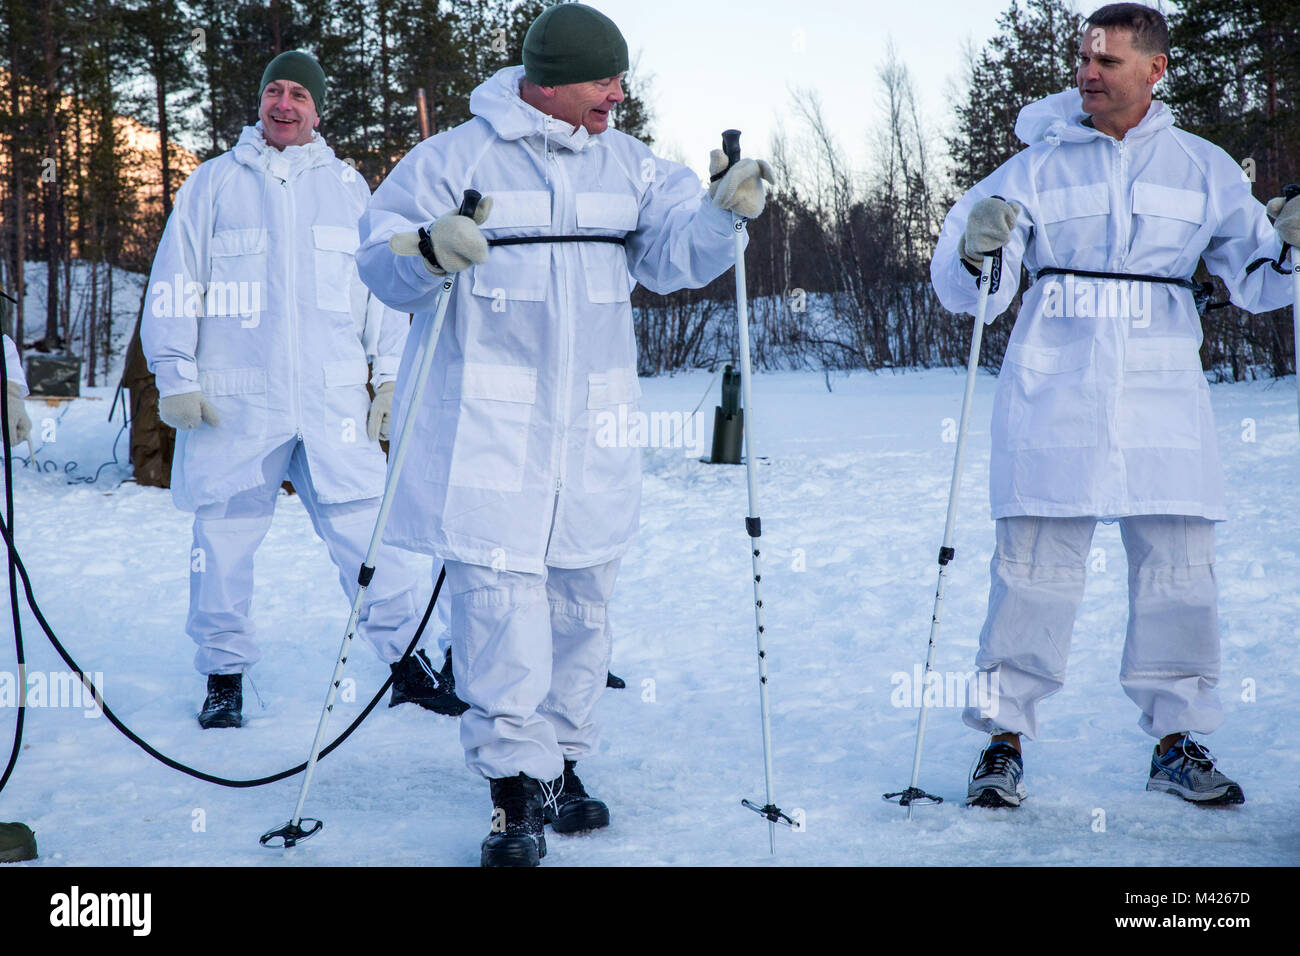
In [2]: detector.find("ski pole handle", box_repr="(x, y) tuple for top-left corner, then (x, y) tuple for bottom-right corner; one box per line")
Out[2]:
(722, 129), (742, 173)
(458, 188), (482, 220)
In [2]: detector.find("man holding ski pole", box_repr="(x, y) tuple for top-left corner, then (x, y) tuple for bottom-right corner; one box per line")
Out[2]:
(357, 3), (772, 865)
(143, 51), (445, 729)
(930, 3), (1299, 808)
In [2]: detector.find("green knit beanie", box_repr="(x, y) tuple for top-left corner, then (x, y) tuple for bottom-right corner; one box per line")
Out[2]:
(523, 3), (629, 87)
(260, 50), (327, 113)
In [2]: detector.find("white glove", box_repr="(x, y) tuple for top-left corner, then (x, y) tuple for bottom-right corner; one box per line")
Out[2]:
(708, 152), (775, 219)
(159, 390), (220, 430)
(959, 197), (1023, 268)
(387, 197), (494, 275)
(6, 381), (30, 445)
(367, 381), (394, 442)
(1266, 194), (1300, 247)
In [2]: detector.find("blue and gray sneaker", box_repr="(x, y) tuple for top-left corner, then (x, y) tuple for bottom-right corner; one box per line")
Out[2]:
(967, 741), (1026, 808)
(1146, 736), (1244, 806)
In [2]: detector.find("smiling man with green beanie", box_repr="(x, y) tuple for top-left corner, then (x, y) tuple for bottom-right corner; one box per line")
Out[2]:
(357, 2), (775, 867)
(260, 50), (327, 116)
(141, 49), (444, 731)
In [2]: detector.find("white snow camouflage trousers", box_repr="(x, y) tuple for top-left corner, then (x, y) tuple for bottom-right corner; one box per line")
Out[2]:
(445, 558), (620, 781)
(962, 515), (1223, 740)
(188, 438), (424, 674)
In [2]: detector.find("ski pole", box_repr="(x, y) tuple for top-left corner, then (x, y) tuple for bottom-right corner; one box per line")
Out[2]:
(884, 248), (999, 818)
(718, 130), (792, 854)
(261, 188), (481, 849)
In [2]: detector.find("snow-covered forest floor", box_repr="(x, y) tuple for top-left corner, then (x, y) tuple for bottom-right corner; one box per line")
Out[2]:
(1, 369), (1298, 866)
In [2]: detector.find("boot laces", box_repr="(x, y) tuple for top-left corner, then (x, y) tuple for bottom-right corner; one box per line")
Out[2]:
(411, 649), (447, 691)
(1172, 737), (1215, 770)
(539, 774), (563, 815)
(975, 743), (1019, 779)
(243, 671), (265, 709)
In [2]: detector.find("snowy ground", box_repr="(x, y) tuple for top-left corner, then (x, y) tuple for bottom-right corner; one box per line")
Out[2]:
(1, 368), (1298, 866)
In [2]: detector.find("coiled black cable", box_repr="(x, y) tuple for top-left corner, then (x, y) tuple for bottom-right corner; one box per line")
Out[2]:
(0, 338), (441, 792)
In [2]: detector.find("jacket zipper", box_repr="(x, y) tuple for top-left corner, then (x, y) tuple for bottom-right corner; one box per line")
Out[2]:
(1114, 138), (1130, 266)
(282, 176), (304, 441)
(544, 142), (577, 559)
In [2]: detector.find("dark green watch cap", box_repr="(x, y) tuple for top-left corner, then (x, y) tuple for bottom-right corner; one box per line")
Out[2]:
(523, 4), (628, 87)
(260, 50), (327, 113)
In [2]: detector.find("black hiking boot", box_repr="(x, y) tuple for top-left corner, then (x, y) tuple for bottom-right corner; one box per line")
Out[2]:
(198, 673), (242, 729)
(481, 773), (547, 867)
(543, 759), (611, 834)
(389, 648), (469, 716)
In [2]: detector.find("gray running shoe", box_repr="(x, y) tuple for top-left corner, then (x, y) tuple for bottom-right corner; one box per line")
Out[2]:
(967, 741), (1026, 808)
(1146, 736), (1244, 806)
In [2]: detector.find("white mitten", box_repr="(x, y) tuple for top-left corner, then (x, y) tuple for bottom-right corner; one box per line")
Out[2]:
(959, 197), (1023, 268)
(708, 152), (776, 219)
(159, 390), (220, 431)
(367, 381), (394, 442)
(1266, 195), (1300, 247)
(6, 381), (30, 445)
(387, 197), (494, 275)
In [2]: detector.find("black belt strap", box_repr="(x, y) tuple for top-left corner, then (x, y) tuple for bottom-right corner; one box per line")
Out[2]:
(487, 234), (626, 247)
(1035, 267), (1197, 290)
(416, 230), (625, 271)
(1244, 255), (1292, 277)
(1036, 267), (1231, 317)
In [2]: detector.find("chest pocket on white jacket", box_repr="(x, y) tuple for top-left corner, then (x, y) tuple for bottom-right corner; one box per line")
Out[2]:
(583, 367), (641, 492)
(473, 190), (552, 303)
(313, 225), (359, 313)
(1130, 182), (1206, 265)
(1117, 336), (1204, 450)
(1001, 337), (1098, 450)
(575, 193), (638, 303)
(205, 228), (267, 321)
(1037, 184), (1109, 267)
(443, 362), (538, 493)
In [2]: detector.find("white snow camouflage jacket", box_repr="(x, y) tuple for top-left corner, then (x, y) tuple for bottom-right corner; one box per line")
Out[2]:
(357, 65), (741, 572)
(3, 336), (26, 394)
(932, 90), (1294, 521)
(143, 123), (409, 512)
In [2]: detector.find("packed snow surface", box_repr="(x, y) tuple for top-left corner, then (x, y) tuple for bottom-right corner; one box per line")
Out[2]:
(2, 368), (1297, 865)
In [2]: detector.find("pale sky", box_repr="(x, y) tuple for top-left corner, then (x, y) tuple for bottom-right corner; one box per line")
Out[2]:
(586, 0), (1049, 178)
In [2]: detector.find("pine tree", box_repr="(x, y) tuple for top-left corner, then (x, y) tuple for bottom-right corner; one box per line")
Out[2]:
(1166, 0), (1298, 199)
(1166, 0), (1299, 379)
(948, 0), (1081, 194)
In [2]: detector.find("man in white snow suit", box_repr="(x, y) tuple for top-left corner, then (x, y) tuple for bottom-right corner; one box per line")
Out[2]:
(931, 2), (1300, 808)
(143, 51), (445, 729)
(357, 3), (773, 866)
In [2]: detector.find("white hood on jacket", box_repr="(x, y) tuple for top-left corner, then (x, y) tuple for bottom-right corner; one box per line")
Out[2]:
(232, 122), (334, 181)
(469, 65), (594, 154)
(1013, 89), (1174, 146)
